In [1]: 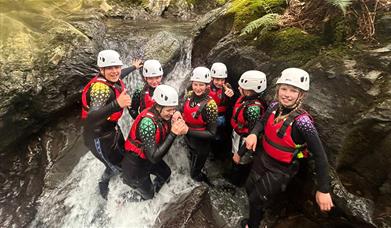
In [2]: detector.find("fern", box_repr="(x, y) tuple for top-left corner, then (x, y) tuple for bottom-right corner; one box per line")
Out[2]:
(240, 13), (279, 36)
(327, 0), (353, 15)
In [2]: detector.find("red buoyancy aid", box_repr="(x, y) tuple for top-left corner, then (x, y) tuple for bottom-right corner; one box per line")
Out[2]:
(81, 75), (125, 121)
(140, 86), (156, 111)
(231, 96), (264, 135)
(182, 96), (212, 131)
(262, 109), (310, 164)
(209, 87), (226, 114)
(125, 108), (169, 159)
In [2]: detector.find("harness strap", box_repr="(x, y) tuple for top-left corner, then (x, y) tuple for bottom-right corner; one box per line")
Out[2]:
(277, 110), (302, 138)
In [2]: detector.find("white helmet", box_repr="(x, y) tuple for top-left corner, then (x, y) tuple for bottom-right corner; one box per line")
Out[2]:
(238, 70), (267, 93)
(152, 84), (178, 106)
(190, 67), (211, 83)
(276, 68), (310, 91)
(97, 50), (123, 68)
(210, 62), (227, 78)
(143, 59), (163, 77)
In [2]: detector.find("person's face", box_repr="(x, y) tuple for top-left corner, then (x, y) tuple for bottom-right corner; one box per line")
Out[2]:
(238, 87), (254, 97)
(212, 78), (225, 88)
(277, 84), (303, 108)
(100, 66), (121, 82)
(159, 106), (177, 120)
(145, 76), (162, 88)
(192, 82), (207, 96)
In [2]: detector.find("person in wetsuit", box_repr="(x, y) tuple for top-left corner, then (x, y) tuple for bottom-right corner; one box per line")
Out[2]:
(122, 85), (188, 200)
(238, 68), (334, 228)
(81, 50), (143, 199)
(180, 66), (218, 183)
(129, 59), (163, 119)
(229, 70), (267, 187)
(208, 62), (234, 161)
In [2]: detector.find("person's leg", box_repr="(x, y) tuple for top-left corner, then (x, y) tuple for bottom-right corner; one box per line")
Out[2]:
(190, 139), (210, 180)
(150, 160), (171, 194)
(121, 153), (154, 200)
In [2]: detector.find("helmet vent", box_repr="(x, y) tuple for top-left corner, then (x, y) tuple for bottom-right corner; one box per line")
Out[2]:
(164, 96), (168, 101)
(300, 76), (304, 82)
(102, 57), (105, 62)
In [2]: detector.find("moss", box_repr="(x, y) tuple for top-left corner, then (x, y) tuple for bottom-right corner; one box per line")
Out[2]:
(255, 27), (322, 66)
(216, 0), (227, 5)
(228, 0), (285, 30)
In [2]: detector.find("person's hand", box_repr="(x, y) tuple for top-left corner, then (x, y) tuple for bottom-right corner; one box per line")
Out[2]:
(232, 152), (240, 164)
(116, 89), (131, 108)
(171, 119), (188, 136)
(223, 84), (234, 98)
(245, 134), (258, 151)
(315, 191), (334, 212)
(131, 59), (143, 69)
(171, 111), (182, 122)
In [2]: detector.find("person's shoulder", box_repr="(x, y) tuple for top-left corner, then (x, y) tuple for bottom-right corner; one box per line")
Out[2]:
(139, 117), (156, 129)
(90, 81), (110, 93)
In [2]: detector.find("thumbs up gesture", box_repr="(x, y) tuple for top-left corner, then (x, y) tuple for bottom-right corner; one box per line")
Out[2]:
(116, 89), (132, 108)
(223, 84), (234, 98)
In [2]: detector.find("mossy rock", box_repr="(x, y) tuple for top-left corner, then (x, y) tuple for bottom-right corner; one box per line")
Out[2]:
(228, 0), (285, 30)
(255, 27), (322, 66)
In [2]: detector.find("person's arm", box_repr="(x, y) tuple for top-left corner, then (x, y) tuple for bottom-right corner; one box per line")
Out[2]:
(85, 82), (121, 127)
(129, 88), (142, 119)
(120, 59), (144, 79)
(120, 66), (136, 79)
(186, 99), (218, 139)
(138, 118), (177, 164)
(295, 115), (331, 193)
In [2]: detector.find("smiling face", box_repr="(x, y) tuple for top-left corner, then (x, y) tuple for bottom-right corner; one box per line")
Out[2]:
(100, 66), (122, 82)
(277, 84), (304, 108)
(192, 81), (207, 96)
(158, 106), (177, 121)
(212, 78), (225, 89)
(145, 76), (162, 88)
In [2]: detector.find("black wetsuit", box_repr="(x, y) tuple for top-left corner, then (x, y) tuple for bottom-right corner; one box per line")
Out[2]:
(182, 91), (218, 181)
(82, 66), (136, 197)
(122, 107), (176, 200)
(243, 102), (331, 228)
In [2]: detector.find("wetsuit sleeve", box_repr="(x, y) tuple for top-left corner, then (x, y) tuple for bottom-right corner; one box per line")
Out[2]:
(85, 82), (121, 126)
(120, 66), (137, 79)
(138, 117), (177, 164)
(187, 99), (218, 139)
(129, 88), (142, 119)
(244, 105), (262, 132)
(295, 115), (331, 193)
(250, 102), (277, 135)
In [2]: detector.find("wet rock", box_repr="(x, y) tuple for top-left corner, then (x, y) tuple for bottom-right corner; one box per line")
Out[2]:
(153, 186), (224, 228)
(0, 110), (85, 228)
(0, 2), (99, 151)
(192, 5), (234, 67)
(142, 31), (182, 74)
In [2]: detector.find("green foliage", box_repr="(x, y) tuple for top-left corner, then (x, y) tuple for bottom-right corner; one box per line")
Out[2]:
(256, 27), (322, 66)
(240, 13), (279, 36)
(327, 0), (352, 15)
(228, 0), (285, 29)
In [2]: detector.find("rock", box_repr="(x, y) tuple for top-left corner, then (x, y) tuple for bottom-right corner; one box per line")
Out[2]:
(0, 1), (100, 151)
(0, 110), (85, 228)
(142, 31), (182, 73)
(192, 5), (234, 67)
(153, 186), (224, 228)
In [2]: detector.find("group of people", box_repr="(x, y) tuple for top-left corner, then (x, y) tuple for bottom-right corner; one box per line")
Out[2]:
(81, 49), (333, 227)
